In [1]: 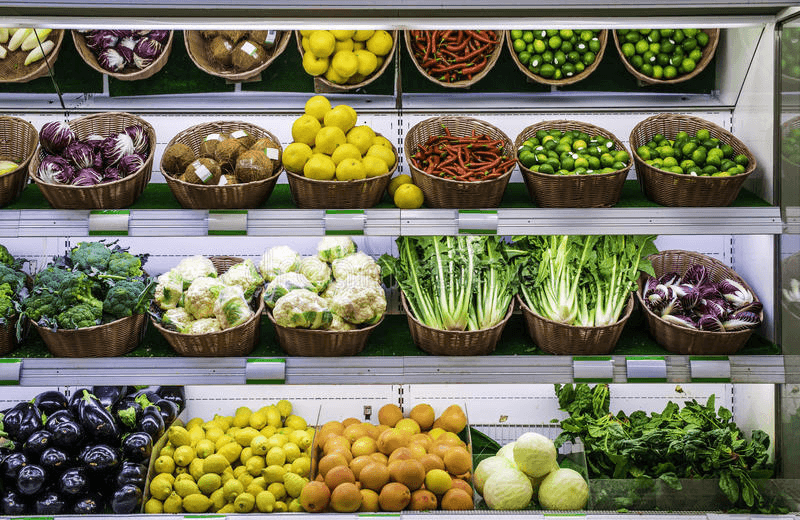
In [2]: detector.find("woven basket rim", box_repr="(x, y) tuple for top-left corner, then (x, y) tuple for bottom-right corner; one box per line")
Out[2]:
(31, 312), (144, 334)
(401, 291), (514, 335)
(613, 28), (720, 86)
(184, 30), (291, 81)
(265, 308), (385, 335)
(0, 29), (65, 84)
(0, 116), (39, 178)
(71, 30), (174, 81)
(505, 29), (608, 86)
(516, 293), (634, 331)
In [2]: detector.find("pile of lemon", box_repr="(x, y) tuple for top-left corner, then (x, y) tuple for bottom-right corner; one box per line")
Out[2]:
(144, 400), (314, 515)
(300, 30), (394, 85)
(284, 95), (397, 183)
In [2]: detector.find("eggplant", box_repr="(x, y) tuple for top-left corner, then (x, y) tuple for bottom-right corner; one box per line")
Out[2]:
(113, 398), (142, 431)
(16, 464), (46, 495)
(92, 386), (127, 409)
(48, 418), (84, 449)
(139, 405), (164, 440)
(22, 429), (52, 459)
(72, 493), (103, 514)
(45, 408), (75, 428)
(111, 483), (143, 514)
(116, 461), (147, 488)
(78, 389), (118, 442)
(34, 390), (69, 415)
(154, 398), (179, 426)
(1, 489), (28, 515)
(133, 387), (160, 405)
(121, 431), (152, 463)
(156, 385), (186, 411)
(40, 446), (70, 473)
(68, 388), (91, 415)
(80, 444), (119, 473)
(59, 466), (89, 496)
(34, 490), (66, 515)
(1, 451), (28, 480)
(1, 402), (42, 442)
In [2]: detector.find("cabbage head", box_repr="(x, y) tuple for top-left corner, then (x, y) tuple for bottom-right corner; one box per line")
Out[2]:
(154, 270), (184, 310)
(263, 272), (315, 309)
(332, 252), (380, 284)
(317, 236), (356, 263)
(161, 307), (194, 333)
(272, 289), (332, 329)
(220, 259), (264, 300)
(174, 255), (217, 289)
(214, 285), (254, 329)
(259, 245), (301, 282)
(187, 317), (222, 334)
(330, 278), (386, 325)
(299, 256), (331, 293)
(183, 276), (226, 319)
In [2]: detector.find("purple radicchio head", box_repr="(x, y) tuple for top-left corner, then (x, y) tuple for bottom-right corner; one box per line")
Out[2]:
(103, 166), (122, 183)
(683, 264), (709, 287)
(721, 311), (761, 331)
(118, 35), (137, 50)
(133, 38), (163, 69)
(97, 48), (127, 73)
(39, 121), (76, 154)
(695, 298), (728, 320)
(117, 44), (134, 66)
(124, 124), (149, 156)
(717, 278), (755, 309)
(86, 30), (119, 52)
(71, 167), (103, 186)
(84, 134), (105, 150)
(63, 141), (96, 170)
(660, 296), (684, 317)
(661, 314), (697, 329)
(675, 284), (700, 310)
(698, 315), (725, 332)
(658, 272), (682, 286)
(101, 133), (135, 166)
(118, 153), (145, 177)
(147, 30), (170, 45)
(737, 301), (763, 315)
(37, 155), (76, 184)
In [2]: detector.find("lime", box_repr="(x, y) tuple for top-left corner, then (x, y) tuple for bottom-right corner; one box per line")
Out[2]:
(518, 51), (531, 65)
(559, 29), (574, 39)
(635, 39), (649, 54)
(696, 129), (711, 141)
(664, 65), (678, 79)
(522, 31), (535, 43)
(548, 35), (562, 49)
(652, 65), (664, 79)
(510, 29), (523, 40)
(621, 42), (635, 58)
(637, 146), (652, 160)
(513, 39), (526, 53)
(533, 39), (546, 53)
(539, 63), (555, 78)
(734, 154), (749, 166)
(697, 31), (709, 47)
(680, 58), (697, 74)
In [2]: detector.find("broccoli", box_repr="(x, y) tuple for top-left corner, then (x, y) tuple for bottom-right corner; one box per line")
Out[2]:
(107, 251), (143, 278)
(0, 283), (15, 320)
(0, 244), (14, 267)
(59, 271), (103, 318)
(23, 288), (61, 322)
(0, 264), (25, 293)
(103, 279), (150, 319)
(71, 242), (112, 272)
(57, 303), (101, 329)
(33, 267), (71, 292)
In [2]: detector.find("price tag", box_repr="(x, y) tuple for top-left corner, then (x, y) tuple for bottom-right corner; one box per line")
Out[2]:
(208, 210), (247, 236)
(0, 358), (22, 385)
(626, 356), (667, 382)
(573, 356), (613, 383)
(325, 209), (365, 235)
(246, 358), (286, 384)
(690, 356), (731, 382)
(89, 210), (129, 236)
(458, 209), (498, 234)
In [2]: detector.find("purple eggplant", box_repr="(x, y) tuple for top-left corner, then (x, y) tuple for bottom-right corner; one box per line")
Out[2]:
(34, 490), (66, 515)
(48, 419), (84, 448)
(80, 444), (119, 473)
(78, 389), (119, 442)
(157, 385), (186, 411)
(72, 493), (103, 514)
(138, 405), (164, 440)
(1, 451), (27, 480)
(40, 446), (70, 473)
(45, 409), (74, 427)
(121, 431), (152, 463)
(1, 402), (43, 442)
(1, 489), (28, 515)
(91, 386), (127, 410)
(113, 398), (142, 431)
(59, 466), (89, 496)
(111, 483), (143, 514)
(16, 464), (46, 495)
(22, 429), (52, 459)
(155, 398), (179, 426)
(69, 388), (91, 415)
(116, 461), (147, 488)
(34, 390), (68, 415)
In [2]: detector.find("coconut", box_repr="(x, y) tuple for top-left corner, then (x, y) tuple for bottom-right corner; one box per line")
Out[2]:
(229, 129), (256, 149)
(220, 30), (247, 44)
(231, 39), (266, 71)
(200, 30), (219, 40)
(162, 143), (195, 176)
(208, 36), (234, 67)
(219, 174), (238, 186)
(251, 137), (282, 165)
(235, 150), (273, 183)
(214, 138), (246, 172)
(183, 157), (222, 185)
(199, 132), (230, 159)
(249, 30), (279, 49)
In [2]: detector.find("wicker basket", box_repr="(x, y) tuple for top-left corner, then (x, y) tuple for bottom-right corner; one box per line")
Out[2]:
(72, 30), (173, 81)
(0, 116), (39, 207)
(635, 250), (764, 355)
(151, 256), (264, 357)
(0, 29), (64, 83)
(405, 116), (514, 209)
(28, 112), (155, 209)
(613, 29), (720, 86)
(295, 30), (398, 91)
(286, 135), (397, 209)
(266, 311), (383, 357)
(401, 293), (513, 356)
(516, 120), (631, 208)
(0, 319), (18, 356)
(161, 121), (283, 209)
(630, 114), (757, 207)
(33, 313), (147, 358)
(518, 295), (633, 355)
(506, 30), (607, 86)
(185, 30), (290, 82)
(404, 30), (504, 89)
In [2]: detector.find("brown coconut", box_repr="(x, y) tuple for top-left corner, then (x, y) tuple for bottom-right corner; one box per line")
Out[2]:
(209, 36), (235, 67)
(231, 39), (266, 71)
(200, 30), (219, 39)
(162, 143), (195, 176)
(249, 30), (279, 48)
(183, 157), (222, 185)
(214, 138), (246, 172)
(198, 132), (230, 159)
(235, 150), (273, 183)
(229, 129), (255, 149)
(219, 174), (238, 186)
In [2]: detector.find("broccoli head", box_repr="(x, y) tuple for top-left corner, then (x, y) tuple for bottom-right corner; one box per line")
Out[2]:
(0, 264), (25, 293)
(23, 287), (61, 322)
(0, 244), (14, 267)
(107, 251), (143, 278)
(71, 242), (112, 272)
(33, 266), (71, 292)
(0, 283), (15, 320)
(103, 279), (150, 320)
(57, 303), (101, 329)
(60, 271), (103, 317)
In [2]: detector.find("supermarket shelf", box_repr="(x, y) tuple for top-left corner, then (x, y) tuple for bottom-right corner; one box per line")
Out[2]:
(2, 514), (794, 520)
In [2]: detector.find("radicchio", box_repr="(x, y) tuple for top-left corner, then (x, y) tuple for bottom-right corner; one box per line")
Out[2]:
(661, 314), (696, 329)
(39, 121), (76, 154)
(118, 153), (145, 177)
(721, 311), (761, 331)
(718, 278), (754, 309)
(97, 48), (126, 73)
(118, 36), (137, 50)
(658, 272), (681, 286)
(86, 30), (119, 51)
(101, 133), (135, 166)
(698, 315), (724, 332)
(103, 167), (122, 183)
(71, 167), (103, 186)
(147, 30), (170, 45)
(37, 155), (76, 184)
(117, 45), (134, 66)
(85, 134), (105, 150)
(63, 142), (95, 170)
(124, 124), (149, 156)
(133, 38), (163, 69)
(683, 264), (709, 286)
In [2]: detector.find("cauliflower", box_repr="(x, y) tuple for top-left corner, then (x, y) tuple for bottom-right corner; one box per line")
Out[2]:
(272, 289), (332, 329)
(187, 317), (222, 334)
(220, 259), (263, 300)
(183, 276), (226, 319)
(330, 279), (386, 325)
(161, 307), (194, 333)
(259, 246), (301, 282)
(299, 256), (332, 293)
(154, 270), (184, 310)
(214, 285), (254, 329)
(174, 255), (217, 289)
(328, 313), (356, 331)
(263, 272), (315, 309)
(332, 252), (381, 284)
(321, 279), (339, 302)
(317, 236), (356, 263)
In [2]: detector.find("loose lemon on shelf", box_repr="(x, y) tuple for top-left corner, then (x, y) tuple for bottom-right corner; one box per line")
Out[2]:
(331, 50), (359, 78)
(354, 49), (378, 76)
(353, 30), (375, 42)
(331, 143), (362, 165)
(309, 30), (336, 58)
(304, 153), (336, 180)
(336, 158), (367, 181)
(366, 143), (396, 168)
(346, 125), (376, 155)
(315, 126), (347, 155)
(394, 183), (424, 209)
(291, 114), (321, 146)
(363, 155), (389, 178)
(366, 30), (393, 56)
(324, 105), (357, 133)
(388, 174), (412, 197)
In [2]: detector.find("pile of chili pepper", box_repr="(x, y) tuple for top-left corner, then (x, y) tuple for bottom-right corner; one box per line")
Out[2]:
(409, 30), (500, 83)
(410, 126), (516, 182)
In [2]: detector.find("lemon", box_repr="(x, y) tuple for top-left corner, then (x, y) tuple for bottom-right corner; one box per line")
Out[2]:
(363, 155), (389, 178)
(331, 30), (356, 41)
(188, 426), (205, 445)
(354, 49), (378, 76)
(276, 399), (292, 418)
(204, 426), (224, 443)
(186, 417), (204, 430)
(288, 429), (311, 450)
(223, 478), (245, 502)
(301, 36), (310, 52)
(291, 456), (311, 476)
(195, 439), (215, 459)
(308, 30), (336, 58)
(267, 433), (289, 448)
(144, 498), (163, 514)
(330, 143), (361, 165)
(284, 414), (307, 431)
(209, 488), (226, 511)
(174, 478), (201, 498)
(268, 482), (287, 501)
(260, 425), (277, 438)
(289, 498), (305, 512)
(235, 427), (260, 448)
(233, 407), (252, 428)
(246, 455), (266, 476)
(256, 490), (277, 513)
(283, 472), (306, 498)
(324, 66), (347, 84)
(218, 441), (242, 464)
(263, 464), (287, 484)
(266, 446), (287, 466)
(154, 455), (175, 474)
(366, 144), (396, 169)
(174, 445), (195, 467)
(353, 41), (366, 51)
(366, 30), (393, 56)
(331, 50), (359, 78)
(240, 447), (254, 465)
(235, 492), (256, 513)
(304, 95), (331, 122)
(291, 114), (321, 146)
(324, 105), (357, 133)
(302, 52), (329, 76)
(265, 405), (282, 428)
(335, 39), (354, 52)
(394, 183), (424, 209)
(249, 410), (268, 430)
(149, 476), (173, 501)
(215, 434), (234, 451)
(198, 473), (222, 494)
(246, 481), (265, 496)
(336, 158), (367, 181)
(238, 472), (255, 489)
(251, 435), (269, 456)
(374, 135), (393, 149)
(168, 426), (191, 447)
(299, 29), (314, 37)
(189, 458), (205, 481)
(353, 30), (375, 42)
(175, 473), (194, 483)
(163, 492), (183, 513)
(203, 453), (230, 474)
(282, 442), (301, 463)
(315, 126), (347, 155)
(159, 445), (174, 458)
(304, 154), (336, 180)
(346, 125), (376, 155)
(376, 56), (385, 68)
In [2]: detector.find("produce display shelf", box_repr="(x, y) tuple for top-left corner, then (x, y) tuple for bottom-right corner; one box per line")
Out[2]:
(0, 513), (794, 520)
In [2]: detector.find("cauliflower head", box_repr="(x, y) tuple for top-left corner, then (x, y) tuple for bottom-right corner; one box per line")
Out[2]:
(272, 289), (332, 329)
(162, 307), (194, 333)
(259, 246), (301, 282)
(214, 285), (254, 330)
(330, 279), (386, 325)
(220, 259), (264, 300)
(299, 256), (332, 293)
(183, 276), (226, 319)
(264, 272), (315, 309)
(328, 313), (356, 331)
(154, 270), (184, 310)
(332, 252), (381, 284)
(317, 236), (356, 263)
(188, 317), (222, 334)
(174, 256), (217, 289)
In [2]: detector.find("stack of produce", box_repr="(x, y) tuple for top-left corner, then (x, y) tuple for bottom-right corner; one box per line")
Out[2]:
(144, 399), (314, 514)
(299, 30), (394, 85)
(35, 120), (150, 187)
(299, 403), (473, 513)
(0, 244), (28, 333)
(199, 30), (282, 74)
(408, 30), (500, 84)
(409, 128), (515, 182)
(76, 30), (169, 73)
(263, 237), (386, 331)
(509, 29), (602, 81)
(162, 130), (280, 186)
(474, 432), (588, 510)
(284, 95), (396, 182)
(636, 128), (750, 177)
(617, 29), (713, 81)
(22, 241), (153, 330)
(0, 385), (184, 515)
(154, 256), (263, 334)
(0, 28), (56, 66)
(518, 129), (630, 176)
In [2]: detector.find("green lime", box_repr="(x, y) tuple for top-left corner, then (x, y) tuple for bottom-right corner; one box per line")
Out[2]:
(631, 55), (644, 70)
(652, 65), (664, 79)
(539, 163), (555, 174)
(682, 38), (697, 52)
(562, 63), (576, 76)
(637, 146), (652, 160)
(513, 39), (526, 53)
(680, 159), (695, 171)
(519, 150), (536, 168)
(522, 31), (535, 43)
(614, 150), (630, 163)
(510, 30), (523, 40)
(559, 29), (574, 39)
(548, 35), (562, 49)
(560, 40), (573, 53)
(567, 51), (580, 63)
(681, 58), (697, 73)
(542, 50), (554, 63)
(518, 51), (531, 65)
(575, 62), (585, 73)
(734, 154), (749, 166)
(553, 51), (566, 66)
(539, 63), (555, 78)
(529, 54), (542, 67)
(647, 30), (661, 43)
(696, 31), (709, 47)
(689, 48), (702, 62)
(533, 39), (546, 53)
(588, 38), (600, 53)
(696, 129), (711, 141)
(587, 156), (601, 169)
(664, 65), (678, 79)
(684, 28), (699, 38)
(641, 63), (654, 77)
(649, 42), (661, 54)
(580, 30), (594, 42)
(635, 39), (649, 54)
(672, 30), (685, 44)
(582, 51), (596, 65)
(660, 40), (675, 54)
(662, 157), (678, 168)
(621, 42), (635, 58)
(660, 29), (674, 38)
(720, 144), (734, 158)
